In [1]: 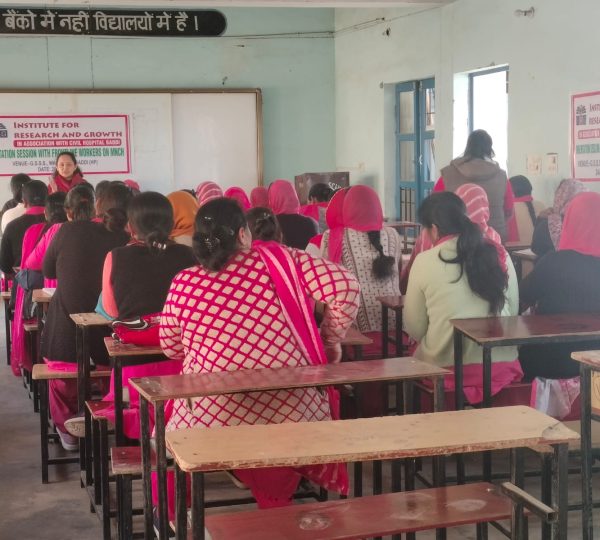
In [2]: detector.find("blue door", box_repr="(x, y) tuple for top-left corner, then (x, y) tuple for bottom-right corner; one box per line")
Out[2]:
(395, 78), (436, 221)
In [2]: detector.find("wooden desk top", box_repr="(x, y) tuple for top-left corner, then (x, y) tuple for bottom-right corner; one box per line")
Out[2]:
(70, 312), (111, 327)
(32, 288), (54, 303)
(103, 336), (163, 357)
(384, 221), (420, 229)
(130, 357), (448, 403)
(377, 295), (404, 310)
(572, 350), (600, 369)
(504, 241), (530, 252)
(166, 406), (578, 473)
(451, 314), (600, 347)
(341, 327), (373, 346)
(511, 248), (537, 262)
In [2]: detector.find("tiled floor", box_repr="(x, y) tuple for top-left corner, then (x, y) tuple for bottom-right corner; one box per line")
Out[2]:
(0, 318), (598, 538)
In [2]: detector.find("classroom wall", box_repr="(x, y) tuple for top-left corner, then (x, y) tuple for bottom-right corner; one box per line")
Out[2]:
(335, 0), (600, 216)
(0, 8), (335, 197)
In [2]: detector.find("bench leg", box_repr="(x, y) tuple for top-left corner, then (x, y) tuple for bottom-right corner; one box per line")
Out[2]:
(581, 366), (594, 540)
(140, 398), (154, 540)
(99, 419), (111, 540)
(176, 464), (187, 540)
(541, 452), (553, 540)
(510, 448), (526, 539)
(117, 474), (133, 540)
(190, 471), (205, 540)
(353, 462), (362, 497)
(550, 443), (569, 540)
(39, 379), (49, 484)
(381, 304), (388, 359)
(92, 416), (102, 504)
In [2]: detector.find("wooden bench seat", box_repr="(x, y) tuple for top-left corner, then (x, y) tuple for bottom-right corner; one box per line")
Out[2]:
(32, 363), (110, 380)
(23, 321), (38, 332)
(203, 482), (514, 540)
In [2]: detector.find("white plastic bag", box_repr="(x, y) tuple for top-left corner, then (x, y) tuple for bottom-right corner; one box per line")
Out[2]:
(532, 377), (580, 420)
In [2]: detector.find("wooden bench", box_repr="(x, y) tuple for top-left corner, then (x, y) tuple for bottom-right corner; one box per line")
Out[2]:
(132, 357), (449, 540)
(166, 406), (578, 540)
(204, 482), (518, 540)
(32, 363), (110, 484)
(377, 295), (404, 359)
(340, 327), (372, 360)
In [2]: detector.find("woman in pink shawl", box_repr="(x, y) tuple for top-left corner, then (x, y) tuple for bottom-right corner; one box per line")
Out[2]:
(158, 197), (359, 520)
(224, 186), (251, 211)
(47, 151), (86, 194)
(10, 193), (67, 376)
(531, 178), (587, 257)
(250, 186), (269, 208)
(268, 179), (318, 249)
(195, 181), (223, 207)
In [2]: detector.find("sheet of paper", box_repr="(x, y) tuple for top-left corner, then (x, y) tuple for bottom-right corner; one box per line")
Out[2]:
(526, 154), (542, 176)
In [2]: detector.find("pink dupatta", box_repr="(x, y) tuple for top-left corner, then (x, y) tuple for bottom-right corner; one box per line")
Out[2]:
(253, 240), (348, 495)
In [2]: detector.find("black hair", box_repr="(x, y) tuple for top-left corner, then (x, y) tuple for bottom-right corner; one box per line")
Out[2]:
(96, 182), (133, 233)
(95, 180), (111, 200)
(509, 175), (537, 227)
(193, 198), (246, 271)
(65, 184), (95, 221)
(181, 189), (197, 199)
(367, 231), (396, 279)
(246, 207), (282, 243)
(10, 173), (31, 202)
(308, 183), (334, 203)
(53, 151), (82, 178)
(464, 129), (494, 161)
(22, 180), (48, 207)
(45, 192), (67, 224)
(127, 192), (174, 254)
(418, 192), (507, 314)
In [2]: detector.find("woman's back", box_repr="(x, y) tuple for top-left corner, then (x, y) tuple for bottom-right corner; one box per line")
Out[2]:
(405, 237), (518, 367)
(324, 226), (401, 333)
(514, 199), (545, 245)
(162, 247), (359, 428)
(110, 243), (196, 319)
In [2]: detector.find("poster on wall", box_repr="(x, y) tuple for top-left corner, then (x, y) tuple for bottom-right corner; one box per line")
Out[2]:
(572, 91), (600, 181)
(0, 114), (130, 176)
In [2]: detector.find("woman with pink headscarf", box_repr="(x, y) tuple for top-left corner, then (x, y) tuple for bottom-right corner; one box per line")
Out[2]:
(250, 186), (269, 208)
(195, 181), (223, 207)
(224, 187), (251, 211)
(531, 178), (586, 257)
(321, 185), (402, 335)
(268, 179), (318, 249)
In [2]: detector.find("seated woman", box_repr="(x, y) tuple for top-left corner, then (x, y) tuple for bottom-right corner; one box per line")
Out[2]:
(401, 183), (501, 293)
(404, 192), (522, 405)
(531, 178), (586, 257)
(195, 181), (222, 207)
(268, 179), (318, 249)
(160, 198), (359, 515)
(224, 186), (251, 211)
(300, 183), (333, 233)
(250, 186), (269, 208)
(508, 175), (545, 245)
(166, 191), (198, 247)
(10, 192), (67, 377)
(93, 192), (198, 439)
(41, 183), (131, 451)
(520, 192), (600, 380)
(320, 185), (402, 348)
(246, 206), (282, 243)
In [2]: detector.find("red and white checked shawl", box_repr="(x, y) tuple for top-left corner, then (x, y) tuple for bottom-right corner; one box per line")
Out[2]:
(160, 248), (359, 490)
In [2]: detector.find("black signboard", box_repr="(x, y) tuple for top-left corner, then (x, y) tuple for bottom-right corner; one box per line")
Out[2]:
(0, 8), (227, 37)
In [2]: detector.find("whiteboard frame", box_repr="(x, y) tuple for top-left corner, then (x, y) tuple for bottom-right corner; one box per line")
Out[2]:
(0, 87), (263, 185)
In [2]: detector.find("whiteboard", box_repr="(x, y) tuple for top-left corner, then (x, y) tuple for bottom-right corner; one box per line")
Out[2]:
(0, 90), (262, 198)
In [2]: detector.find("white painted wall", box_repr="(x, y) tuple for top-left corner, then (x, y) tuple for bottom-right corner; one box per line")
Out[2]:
(335, 0), (600, 216)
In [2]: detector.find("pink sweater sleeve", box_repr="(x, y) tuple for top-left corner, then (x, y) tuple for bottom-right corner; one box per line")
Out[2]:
(23, 223), (61, 270)
(294, 250), (360, 347)
(101, 252), (119, 319)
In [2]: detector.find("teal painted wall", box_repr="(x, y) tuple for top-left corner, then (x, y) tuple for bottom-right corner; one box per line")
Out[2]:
(0, 8), (335, 189)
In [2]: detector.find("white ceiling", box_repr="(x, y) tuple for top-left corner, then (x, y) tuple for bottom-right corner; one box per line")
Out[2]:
(4, 0), (453, 7)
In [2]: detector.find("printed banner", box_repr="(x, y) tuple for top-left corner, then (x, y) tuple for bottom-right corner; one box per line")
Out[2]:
(0, 115), (130, 176)
(572, 91), (600, 181)
(0, 8), (226, 37)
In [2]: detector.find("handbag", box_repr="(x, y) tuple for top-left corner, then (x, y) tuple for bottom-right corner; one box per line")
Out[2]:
(111, 313), (161, 347)
(13, 269), (44, 320)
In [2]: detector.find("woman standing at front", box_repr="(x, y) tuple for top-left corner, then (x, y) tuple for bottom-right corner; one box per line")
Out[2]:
(48, 151), (86, 194)
(160, 198), (359, 514)
(405, 192), (522, 404)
